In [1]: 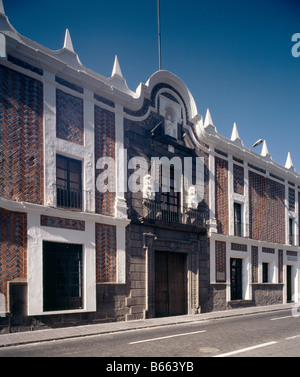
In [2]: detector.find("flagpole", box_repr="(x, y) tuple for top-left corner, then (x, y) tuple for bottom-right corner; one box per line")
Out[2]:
(157, 0), (162, 70)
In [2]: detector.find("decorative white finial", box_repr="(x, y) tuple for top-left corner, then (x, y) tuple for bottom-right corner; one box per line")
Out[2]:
(0, 0), (5, 15)
(203, 108), (217, 135)
(204, 108), (214, 128)
(111, 55), (123, 78)
(231, 122), (240, 140)
(231, 122), (244, 147)
(285, 152), (295, 171)
(261, 140), (271, 159)
(63, 29), (74, 52)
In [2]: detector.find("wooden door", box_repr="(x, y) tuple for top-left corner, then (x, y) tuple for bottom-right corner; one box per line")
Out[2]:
(155, 252), (187, 317)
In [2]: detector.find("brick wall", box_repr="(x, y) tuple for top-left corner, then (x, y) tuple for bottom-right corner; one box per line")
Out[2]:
(56, 89), (84, 145)
(0, 208), (27, 306)
(249, 171), (285, 244)
(215, 157), (229, 234)
(289, 187), (295, 212)
(251, 246), (258, 283)
(40, 215), (85, 231)
(0, 65), (44, 204)
(94, 106), (116, 216)
(233, 164), (244, 195)
(215, 241), (226, 283)
(95, 223), (117, 283)
(278, 250), (283, 284)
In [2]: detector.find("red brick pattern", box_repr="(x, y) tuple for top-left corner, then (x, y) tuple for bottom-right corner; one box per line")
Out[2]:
(96, 223), (117, 283)
(287, 250), (297, 257)
(40, 215), (85, 231)
(249, 171), (285, 244)
(56, 89), (84, 145)
(289, 188), (295, 212)
(215, 157), (229, 235)
(278, 250), (283, 283)
(95, 106), (116, 217)
(231, 243), (247, 252)
(0, 208), (27, 304)
(233, 164), (244, 195)
(262, 247), (275, 254)
(251, 246), (258, 283)
(0, 64), (44, 204)
(215, 241), (226, 282)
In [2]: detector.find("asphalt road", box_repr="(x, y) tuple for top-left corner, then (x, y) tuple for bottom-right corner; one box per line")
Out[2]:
(0, 309), (299, 358)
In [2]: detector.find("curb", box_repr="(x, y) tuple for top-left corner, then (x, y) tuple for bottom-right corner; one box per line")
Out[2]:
(0, 304), (294, 349)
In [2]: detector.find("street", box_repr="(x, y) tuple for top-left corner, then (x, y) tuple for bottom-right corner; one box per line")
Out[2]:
(0, 309), (299, 358)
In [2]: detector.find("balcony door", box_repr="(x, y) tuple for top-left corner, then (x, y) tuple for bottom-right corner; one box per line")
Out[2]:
(234, 202), (242, 237)
(160, 166), (181, 223)
(56, 154), (82, 210)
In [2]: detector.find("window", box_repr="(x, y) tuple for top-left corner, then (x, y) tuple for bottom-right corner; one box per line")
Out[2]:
(262, 262), (269, 283)
(56, 155), (82, 210)
(160, 166), (181, 222)
(234, 203), (242, 237)
(43, 241), (83, 311)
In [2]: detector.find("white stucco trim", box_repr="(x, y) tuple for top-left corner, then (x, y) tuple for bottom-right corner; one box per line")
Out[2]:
(27, 213), (96, 316)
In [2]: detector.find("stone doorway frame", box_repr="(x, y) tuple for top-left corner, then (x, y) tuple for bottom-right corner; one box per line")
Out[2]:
(143, 232), (200, 318)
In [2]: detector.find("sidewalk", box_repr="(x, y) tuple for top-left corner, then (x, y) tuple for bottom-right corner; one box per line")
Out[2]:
(0, 303), (294, 348)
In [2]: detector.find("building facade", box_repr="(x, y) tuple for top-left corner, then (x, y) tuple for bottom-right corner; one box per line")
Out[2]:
(0, 4), (298, 333)
(200, 117), (300, 310)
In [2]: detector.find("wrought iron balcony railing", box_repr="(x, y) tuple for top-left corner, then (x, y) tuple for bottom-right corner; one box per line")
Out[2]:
(54, 184), (92, 212)
(233, 221), (249, 238)
(143, 199), (207, 228)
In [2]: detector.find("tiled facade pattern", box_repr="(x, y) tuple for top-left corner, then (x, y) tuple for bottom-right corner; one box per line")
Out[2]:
(289, 187), (295, 212)
(287, 250), (298, 257)
(215, 241), (226, 283)
(249, 171), (285, 244)
(40, 215), (85, 231)
(7, 55), (43, 76)
(251, 246), (259, 283)
(215, 157), (229, 235)
(0, 208), (27, 306)
(94, 106), (116, 217)
(233, 163), (244, 195)
(95, 223), (117, 283)
(278, 250), (283, 284)
(231, 243), (247, 252)
(0, 64), (44, 204)
(56, 89), (84, 145)
(262, 247), (275, 254)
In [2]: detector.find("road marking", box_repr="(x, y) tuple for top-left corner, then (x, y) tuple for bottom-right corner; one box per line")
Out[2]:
(285, 335), (300, 340)
(129, 330), (206, 345)
(270, 315), (295, 321)
(214, 341), (277, 357)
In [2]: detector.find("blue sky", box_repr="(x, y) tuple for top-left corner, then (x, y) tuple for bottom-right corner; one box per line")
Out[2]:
(4, 0), (300, 171)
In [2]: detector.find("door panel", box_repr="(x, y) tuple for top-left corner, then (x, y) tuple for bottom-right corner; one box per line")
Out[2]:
(155, 252), (169, 317)
(230, 258), (242, 301)
(287, 265), (293, 302)
(155, 252), (187, 317)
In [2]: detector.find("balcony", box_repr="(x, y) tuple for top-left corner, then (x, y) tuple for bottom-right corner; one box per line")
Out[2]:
(143, 199), (207, 228)
(233, 221), (249, 238)
(54, 184), (93, 212)
(288, 233), (295, 246)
